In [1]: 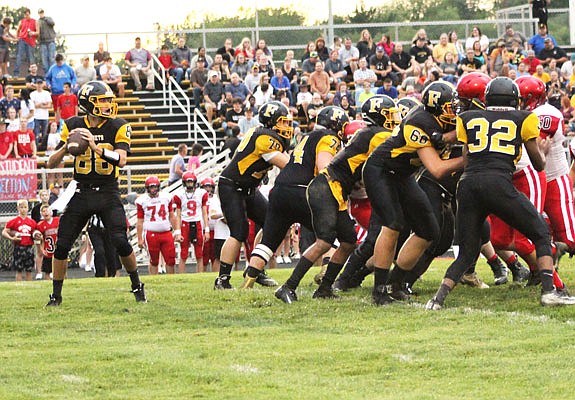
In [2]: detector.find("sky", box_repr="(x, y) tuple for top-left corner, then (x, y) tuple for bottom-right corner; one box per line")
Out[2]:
(6, 1), (383, 63)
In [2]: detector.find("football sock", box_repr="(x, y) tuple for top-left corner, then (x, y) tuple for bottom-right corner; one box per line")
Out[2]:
(128, 270), (141, 289)
(388, 263), (407, 285)
(434, 283), (452, 305)
(320, 262), (344, 288)
(541, 270), (555, 292)
(285, 256), (314, 290)
(373, 267), (390, 289)
(245, 266), (261, 279)
(553, 270), (565, 290)
(487, 254), (498, 263)
(504, 254), (518, 266)
(219, 262), (233, 278)
(52, 279), (63, 297)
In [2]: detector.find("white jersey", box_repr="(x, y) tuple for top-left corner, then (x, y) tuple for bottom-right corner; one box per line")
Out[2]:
(206, 196), (217, 231)
(172, 188), (208, 223)
(535, 103), (568, 181)
(135, 192), (174, 232)
(208, 194), (230, 240)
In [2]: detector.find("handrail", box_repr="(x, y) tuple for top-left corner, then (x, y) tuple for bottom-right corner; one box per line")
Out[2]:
(192, 108), (218, 154)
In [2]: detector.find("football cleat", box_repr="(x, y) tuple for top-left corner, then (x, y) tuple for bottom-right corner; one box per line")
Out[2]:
(525, 270), (541, 287)
(214, 275), (233, 290)
(488, 258), (508, 285)
(255, 271), (278, 287)
(460, 272), (489, 289)
(131, 283), (147, 303)
(389, 283), (410, 301)
(540, 289), (575, 306)
(425, 298), (443, 311)
(508, 260), (530, 283)
(274, 285), (298, 304)
(372, 285), (396, 306)
(332, 277), (352, 292)
(312, 286), (339, 300)
(45, 294), (62, 307)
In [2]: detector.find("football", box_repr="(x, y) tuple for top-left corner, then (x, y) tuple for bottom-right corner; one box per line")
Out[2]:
(67, 130), (89, 156)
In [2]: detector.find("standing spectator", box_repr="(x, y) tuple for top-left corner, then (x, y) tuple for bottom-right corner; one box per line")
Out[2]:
(357, 29), (375, 60)
(45, 120), (63, 188)
(281, 56), (299, 99)
(35, 205), (59, 280)
(390, 43), (414, 85)
(187, 143), (203, 173)
(528, 24), (556, 56)
(157, 44), (174, 81)
(45, 53), (76, 107)
(99, 56), (125, 98)
(216, 38), (235, 65)
(190, 58), (208, 110)
(325, 49), (347, 85)
(0, 117), (13, 160)
(74, 56), (97, 93)
(309, 61), (333, 105)
(200, 178), (217, 271)
(530, 0), (550, 27)
(2, 199), (37, 281)
(370, 45), (392, 85)
(25, 63), (43, 89)
(203, 70), (225, 124)
(339, 37), (360, 78)
(238, 107), (259, 135)
(537, 38), (568, 68)
(30, 79), (51, 147)
(465, 26), (489, 52)
(225, 72), (251, 105)
(271, 68), (292, 104)
(31, 190), (51, 223)
(5, 106), (20, 133)
(19, 88), (35, 130)
(231, 53), (249, 80)
(172, 37), (192, 85)
(0, 85), (20, 118)
(36, 9), (56, 72)
(353, 57), (377, 105)
(93, 41), (110, 79)
(0, 17), (17, 78)
(13, 8), (37, 78)
(168, 143), (187, 185)
(124, 37), (155, 91)
(55, 82), (78, 123)
(522, 49), (542, 74)
(13, 118), (36, 158)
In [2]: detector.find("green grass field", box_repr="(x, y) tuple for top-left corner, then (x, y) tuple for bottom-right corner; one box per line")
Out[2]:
(1, 258), (575, 400)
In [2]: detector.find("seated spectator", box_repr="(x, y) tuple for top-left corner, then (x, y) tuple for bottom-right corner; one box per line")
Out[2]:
(285, 49), (299, 69)
(281, 56), (300, 100)
(489, 40), (511, 77)
(472, 40), (488, 68)
(203, 70), (225, 124)
(246, 95), (258, 115)
(222, 125), (241, 154)
(235, 37), (255, 60)
(465, 26), (489, 52)
(333, 81), (355, 108)
(255, 39), (273, 63)
(369, 45), (392, 85)
(357, 29), (376, 60)
(218, 92), (234, 120)
(500, 24), (527, 51)
(296, 82), (312, 120)
(172, 37), (193, 84)
(191, 47), (213, 71)
(458, 48), (486, 75)
(0, 85), (20, 118)
(158, 44), (174, 81)
(325, 49), (347, 84)
(517, 61), (531, 77)
(547, 73), (564, 109)
(223, 97), (244, 137)
(99, 56), (125, 97)
(439, 51), (458, 83)
(190, 58), (208, 110)
(238, 107), (259, 135)
(358, 81), (375, 105)
(301, 40), (316, 62)
(432, 33), (457, 64)
(562, 54), (575, 86)
(124, 37), (155, 91)
(353, 57), (377, 105)
(340, 95), (356, 119)
(225, 73), (251, 105)
(13, 118), (36, 158)
(216, 38), (235, 65)
(545, 59), (560, 76)
(376, 77), (398, 99)
(18, 88), (35, 130)
(528, 23), (556, 57)
(448, 31), (466, 62)
(561, 93), (575, 134)
(211, 53), (230, 82)
(244, 63), (262, 93)
(231, 53), (249, 80)
(533, 64), (551, 83)
(376, 34), (394, 57)
(74, 55), (96, 93)
(93, 41), (110, 79)
(315, 37), (330, 61)
(537, 38), (568, 68)
(306, 92), (324, 126)
(409, 36), (433, 68)
(256, 54), (274, 79)
(523, 50), (541, 74)
(253, 81), (274, 109)
(25, 64), (44, 89)
(309, 61), (333, 105)
(301, 52), (319, 79)
(270, 68), (292, 104)
(390, 43), (414, 85)
(0, 118), (14, 160)
(508, 39), (527, 67)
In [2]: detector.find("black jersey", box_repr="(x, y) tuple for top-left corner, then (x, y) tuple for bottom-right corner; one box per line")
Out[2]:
(275, 128), (341, 186)
(220, 126), (288, 188)
(58, 116), (131, 185)
(457, 109), (539, 177)
(326, 125), (392, 196)
(369, 108), (442, 175)
(419, 144), (464, 196)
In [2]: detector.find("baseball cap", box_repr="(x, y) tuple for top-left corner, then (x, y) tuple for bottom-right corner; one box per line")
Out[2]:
(544, 37), (552, 42)
(376, 45), (384, 52)
(208, 70), (218, 78)
(310, 51), (318, 58)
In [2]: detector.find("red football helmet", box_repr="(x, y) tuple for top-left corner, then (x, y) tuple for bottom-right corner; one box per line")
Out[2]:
(182, 171), (197, 191)
(145, 176), (161, 197)
(343, 120), (367, 143)
(515, 76), (547, 111)
(200, 177), (215, 187)
(456, 72), (491, 112)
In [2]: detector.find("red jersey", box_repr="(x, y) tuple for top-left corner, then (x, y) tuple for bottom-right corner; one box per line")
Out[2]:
(36, 216), (59, 258)
(13, 129), (35, 156)
(0, 130), (13, 157)
(56, 94), (78, 120)
(5, 215), (37, 246)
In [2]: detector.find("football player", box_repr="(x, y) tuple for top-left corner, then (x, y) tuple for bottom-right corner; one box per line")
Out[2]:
(172, 172), (210, 273)
(363, 81), (464, 305)
(241, 106), (348, 291)
(275, 95), (399, 303)
(46, 80), (146, 306)
(199, 178), (217, 271)
(136, 176), (182, 275)
(215, 101), (293, 289)
(427, 77), (575, 309)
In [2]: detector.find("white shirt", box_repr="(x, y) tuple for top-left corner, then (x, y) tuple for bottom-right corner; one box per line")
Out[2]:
(46, 131), (61, 156)
(535, 103), (568, 181)
(172, 188), (208, 223)
(30, 90), (52, 120)
(208, 194), (230, 240)
(20, 99), (35, 124)
(135, 192), (174, 232)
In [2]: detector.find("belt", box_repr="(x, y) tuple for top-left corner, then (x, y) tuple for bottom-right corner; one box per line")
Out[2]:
(77, 182), (117, 192)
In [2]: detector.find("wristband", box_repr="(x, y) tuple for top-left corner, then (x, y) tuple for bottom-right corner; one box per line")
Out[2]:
(101, 148), (121, 166)
(204, 227), (210, 232)
(173, 229), (181, 236)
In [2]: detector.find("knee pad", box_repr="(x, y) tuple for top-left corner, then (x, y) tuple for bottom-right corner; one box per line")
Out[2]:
(110, 232), (133, 258)
(534, 239), (552, 258)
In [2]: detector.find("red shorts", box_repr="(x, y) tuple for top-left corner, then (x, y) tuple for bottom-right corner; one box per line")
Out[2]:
(349, 197), (372, 230)
(203, 231), (215, 265)
(145, 230), (176, 266)
(181, 220), (204, 260)
(545, 174), (575, 249)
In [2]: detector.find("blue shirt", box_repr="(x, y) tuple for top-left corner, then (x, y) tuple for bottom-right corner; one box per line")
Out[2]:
(528, 34), (557, 56)
(45, 63), (77, 95)
(270, 76), (291, 91)
(225, 82), (250, 102)
(376, 85), (398, 99)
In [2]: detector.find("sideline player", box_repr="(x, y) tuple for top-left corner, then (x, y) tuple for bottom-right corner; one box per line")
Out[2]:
(136, 176), (182, 275)
(34, 204), (59, 280)
(427, 77), (575, 309)
(45, 81), (146, 306)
